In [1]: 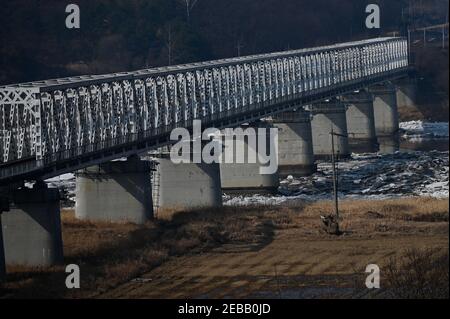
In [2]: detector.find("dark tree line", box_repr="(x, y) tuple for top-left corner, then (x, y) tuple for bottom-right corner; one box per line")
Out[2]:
(0, 0), (447, 85)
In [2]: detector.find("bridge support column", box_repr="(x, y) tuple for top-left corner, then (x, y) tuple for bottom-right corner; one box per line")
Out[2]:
(0, 214), (5, 281)
(220, 122), (280, 194)
(377, 135), (400, 154)
(396, 77), (418, 111)
(272, 109), (316, 177)
(75, 156), (153, 224)
(310, 99), (350, 159)
(342, 90), (378, 153)
(1, 182), (63, 267)
(370, 82), (399, 137)
(152, 157), (223, 216)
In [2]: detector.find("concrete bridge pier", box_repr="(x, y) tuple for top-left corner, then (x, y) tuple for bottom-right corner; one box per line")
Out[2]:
(370, 82), (400, 137)
(1, 182), (64, 267)
(310, 99), (350, 159)
(342, 90), (378, 153)
(152, 154), (223, 216)
(396, 77), (418, 111)
(271, 109), (316, 177)
(377, 135), (400, 154)
(220, 122), (280, 194)
(75, 156), (153, 224)
(0, 216), (5, 281)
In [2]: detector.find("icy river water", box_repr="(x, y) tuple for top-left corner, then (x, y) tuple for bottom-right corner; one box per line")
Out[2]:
(46, 121), (449, 207)
(225, 121), (449, 206)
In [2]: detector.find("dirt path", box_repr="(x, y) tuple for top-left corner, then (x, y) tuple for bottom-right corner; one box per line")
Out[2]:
(100, 229), (448, 299)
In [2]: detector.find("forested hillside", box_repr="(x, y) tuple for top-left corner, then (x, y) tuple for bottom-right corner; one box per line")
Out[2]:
(0, 0), (448, 85)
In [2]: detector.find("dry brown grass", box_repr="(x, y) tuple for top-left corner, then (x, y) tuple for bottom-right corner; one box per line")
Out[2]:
(1, 205), (282, 298)
(0, 197), (447, 299)
(302, 197), (448, 217)
(297, 197), (449, 237)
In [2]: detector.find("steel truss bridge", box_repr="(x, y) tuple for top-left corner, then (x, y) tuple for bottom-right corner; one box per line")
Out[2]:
(0, 37), (410, 186)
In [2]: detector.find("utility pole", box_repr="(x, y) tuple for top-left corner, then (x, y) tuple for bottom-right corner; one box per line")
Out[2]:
(330, 128), (339, 221)
(320, 128), (344, 235)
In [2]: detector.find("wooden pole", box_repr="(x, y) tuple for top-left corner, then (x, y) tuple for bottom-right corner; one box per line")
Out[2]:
(331, 128), (339, 220)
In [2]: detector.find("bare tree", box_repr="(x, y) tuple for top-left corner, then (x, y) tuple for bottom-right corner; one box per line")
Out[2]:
(236, 41), (244, 57)
(178, 0), (200, 22)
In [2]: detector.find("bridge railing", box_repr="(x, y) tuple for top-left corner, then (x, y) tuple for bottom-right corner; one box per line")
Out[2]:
(1, 37), (408, 171)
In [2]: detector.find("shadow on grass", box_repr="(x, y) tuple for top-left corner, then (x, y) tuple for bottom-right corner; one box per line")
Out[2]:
(1, 205), (289, 299)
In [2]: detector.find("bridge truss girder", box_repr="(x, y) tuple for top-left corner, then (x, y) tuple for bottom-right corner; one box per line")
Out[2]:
(0, 38), (408, 180)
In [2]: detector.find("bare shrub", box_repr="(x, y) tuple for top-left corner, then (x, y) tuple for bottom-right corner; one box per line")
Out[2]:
(384, 249), (449, 299)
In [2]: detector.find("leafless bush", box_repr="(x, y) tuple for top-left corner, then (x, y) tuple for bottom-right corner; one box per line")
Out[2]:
(384, 249), (449, 299)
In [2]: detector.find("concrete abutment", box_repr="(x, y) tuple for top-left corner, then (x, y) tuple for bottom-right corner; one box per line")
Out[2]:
(395, 77), (418, 111)
(1, 182), (64, 267)
(75, 156), (153, 224)
(0, 216), (5, 281)
(342, 90), (378, 153)
(220, 122), (280, 194)
(310, 99), (350, 159)
(271, 109), (316, 177)
(370, 82), (400, 137)
(152, 156), (223, 216)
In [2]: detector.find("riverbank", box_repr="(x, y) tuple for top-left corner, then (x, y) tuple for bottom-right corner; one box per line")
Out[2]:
(1, 197), (448, 299)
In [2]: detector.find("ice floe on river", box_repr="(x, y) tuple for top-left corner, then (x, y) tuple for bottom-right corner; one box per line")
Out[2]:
(224, 150), (449, 206)
(400, 120), (449, 140)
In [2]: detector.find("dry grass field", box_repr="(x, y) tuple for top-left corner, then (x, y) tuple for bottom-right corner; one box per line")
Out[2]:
(0, 197), (448, 299)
